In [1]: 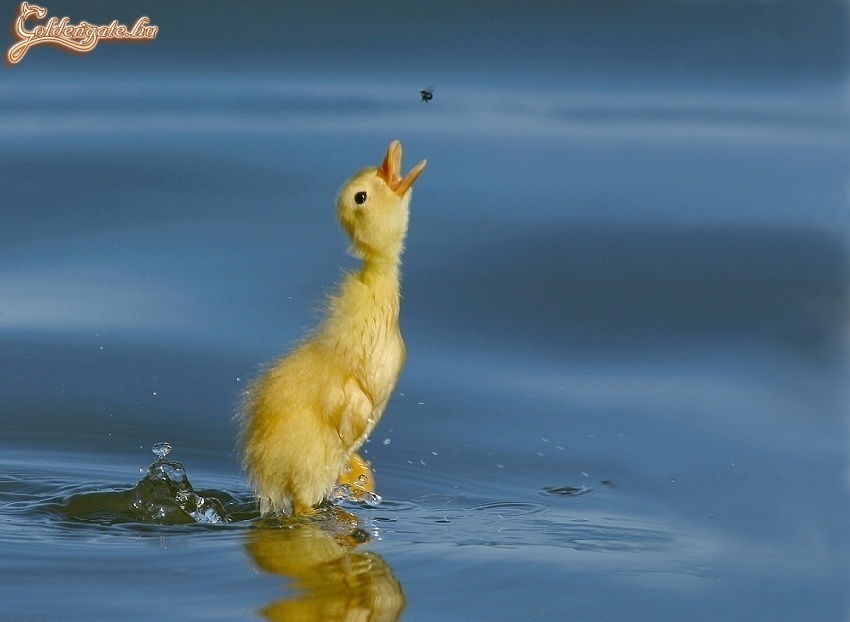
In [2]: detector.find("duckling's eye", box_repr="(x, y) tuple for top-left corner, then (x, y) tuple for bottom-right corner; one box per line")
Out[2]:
(354, 191), (367, 205)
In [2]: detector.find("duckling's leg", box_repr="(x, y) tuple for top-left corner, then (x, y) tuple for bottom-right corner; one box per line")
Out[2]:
(337, 453), (375, 496)
(287, 454), (375, 515)
(292, 500), (318, 515)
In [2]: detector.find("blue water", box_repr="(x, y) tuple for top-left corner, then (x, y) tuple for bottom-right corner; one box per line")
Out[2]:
(1, 1), (849, 620)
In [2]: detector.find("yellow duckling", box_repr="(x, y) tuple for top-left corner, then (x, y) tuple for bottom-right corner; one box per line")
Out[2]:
(239, 140), (426, 516)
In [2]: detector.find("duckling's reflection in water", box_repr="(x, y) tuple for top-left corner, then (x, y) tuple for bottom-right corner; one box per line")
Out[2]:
(245, 506), (405, 622)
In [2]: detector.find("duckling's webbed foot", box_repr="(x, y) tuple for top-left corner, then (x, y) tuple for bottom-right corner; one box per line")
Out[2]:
(336, 453), (376, 501)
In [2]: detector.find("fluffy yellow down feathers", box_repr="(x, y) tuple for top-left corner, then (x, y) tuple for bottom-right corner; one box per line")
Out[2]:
(238, 141), (426, 515)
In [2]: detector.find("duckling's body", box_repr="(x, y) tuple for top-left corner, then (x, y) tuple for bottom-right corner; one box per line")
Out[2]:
(239, 141), (425, 516)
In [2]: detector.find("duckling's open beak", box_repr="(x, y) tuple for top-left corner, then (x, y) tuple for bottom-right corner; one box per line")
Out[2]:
(377, 140), (427, 197)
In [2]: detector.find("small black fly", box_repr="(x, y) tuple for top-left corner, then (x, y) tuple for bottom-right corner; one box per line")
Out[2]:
(419, 85), (434, 102)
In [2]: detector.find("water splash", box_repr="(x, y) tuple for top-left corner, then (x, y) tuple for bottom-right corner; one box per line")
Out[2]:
(332, 483), (382, 508)
(131, 442), (227, 524)
(54, 443), (388, 525)
(57, 443), (235, 525)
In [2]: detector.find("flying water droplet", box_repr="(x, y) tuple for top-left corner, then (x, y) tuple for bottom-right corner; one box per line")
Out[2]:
(152, 442), (172, 460)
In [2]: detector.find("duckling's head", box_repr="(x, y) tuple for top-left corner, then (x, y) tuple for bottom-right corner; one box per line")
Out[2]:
(337, 140), (426, 262)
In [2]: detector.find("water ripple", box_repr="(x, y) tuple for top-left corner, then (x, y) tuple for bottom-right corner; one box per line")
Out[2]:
(472, 501), (547, 516)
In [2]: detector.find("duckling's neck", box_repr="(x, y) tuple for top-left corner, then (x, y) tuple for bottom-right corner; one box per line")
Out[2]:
(350, 253), (403, 325)
(320, 251), (403, 359)
(359, 252), (402, 287)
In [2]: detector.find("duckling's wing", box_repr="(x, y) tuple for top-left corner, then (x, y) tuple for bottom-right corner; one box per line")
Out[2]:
(326, 377), (375, 449)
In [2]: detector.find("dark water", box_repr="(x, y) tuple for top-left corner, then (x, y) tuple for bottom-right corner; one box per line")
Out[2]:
(1, 1), (849, 620)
